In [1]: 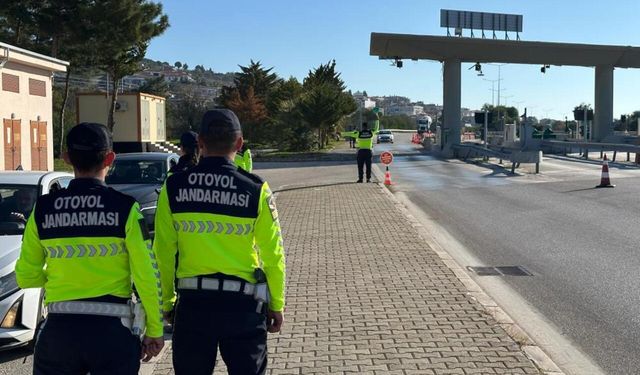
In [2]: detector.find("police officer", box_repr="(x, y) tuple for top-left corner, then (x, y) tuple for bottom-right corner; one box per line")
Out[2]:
(234, 142), (253, 172)
(16, 123), (164, 375)
(342, 121), (380, 183)
(154, 109), (285, 375)
(170, 131), (200, 175)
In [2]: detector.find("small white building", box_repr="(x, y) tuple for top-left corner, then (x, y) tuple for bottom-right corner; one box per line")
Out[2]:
(77, 92), (167, 153)
(0, 42), (68, 171)
(353, 91), (376, 110)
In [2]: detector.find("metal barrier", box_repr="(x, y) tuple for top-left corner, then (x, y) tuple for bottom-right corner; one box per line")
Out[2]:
(542, 140), (640, 162)
(451, 143), (542, 173)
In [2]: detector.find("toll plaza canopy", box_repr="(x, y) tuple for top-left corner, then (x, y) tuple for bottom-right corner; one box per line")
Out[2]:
(369, 33), (640, 152)
(370, 33), (640, 68)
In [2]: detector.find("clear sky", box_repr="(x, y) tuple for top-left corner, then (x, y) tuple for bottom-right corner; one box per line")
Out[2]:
(147, 0), (640, 120)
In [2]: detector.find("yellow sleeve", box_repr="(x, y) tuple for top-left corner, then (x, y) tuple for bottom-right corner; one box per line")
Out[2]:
(15, 206), (47, 289)
(125, 203), (164, 338)
(254, 182), (286, 311)
(153, 183), (178, 312)
(245, 149), (253, 173)
(341, 131), (358, 138)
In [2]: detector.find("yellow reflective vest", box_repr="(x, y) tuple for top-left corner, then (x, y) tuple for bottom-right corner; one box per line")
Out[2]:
(234, 148), (253, 173)
(154, 156), (286, 312)
(341, 120), (380, 150)
(16, 178), (164, 337)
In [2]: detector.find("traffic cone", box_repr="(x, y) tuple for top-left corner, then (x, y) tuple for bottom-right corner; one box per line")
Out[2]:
(384, 166), (392, 185)
(596, 154), (615, 188)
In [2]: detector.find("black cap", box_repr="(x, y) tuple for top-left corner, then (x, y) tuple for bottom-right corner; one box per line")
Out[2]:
(67, 123), (112, 151)
(179, 131), (198, 148)
(200, 109), (242, 135)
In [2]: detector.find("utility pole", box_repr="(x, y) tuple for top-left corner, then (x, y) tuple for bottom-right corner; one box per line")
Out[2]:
(491, 63), (507, 107)
(483, 78), (498, 106)
(482, 63), (506, 107)
(484, 109), (489, 149)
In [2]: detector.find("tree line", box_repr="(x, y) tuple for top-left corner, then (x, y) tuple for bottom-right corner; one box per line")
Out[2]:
(171, 60), (356, 152)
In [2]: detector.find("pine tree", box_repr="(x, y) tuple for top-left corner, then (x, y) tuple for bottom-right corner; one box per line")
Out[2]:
(87, 0), (169, 132)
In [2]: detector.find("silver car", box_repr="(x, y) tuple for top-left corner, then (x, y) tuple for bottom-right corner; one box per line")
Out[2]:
(0, 171), (73, 349)
(376, 129), (394, 143)
(106, 152), (179, 235)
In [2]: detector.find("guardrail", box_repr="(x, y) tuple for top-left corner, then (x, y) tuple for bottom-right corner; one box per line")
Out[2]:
(541, 140), (640, 162)
(451, 143), (542, 173)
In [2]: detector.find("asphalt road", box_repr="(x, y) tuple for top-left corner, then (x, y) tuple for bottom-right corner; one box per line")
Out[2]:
(0, 346), (33, 375)
(377, 133), (640, 375)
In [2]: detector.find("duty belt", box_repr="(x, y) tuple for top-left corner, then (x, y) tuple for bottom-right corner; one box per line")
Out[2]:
(177, 277), (255, 295)
(48, 301), (132, 318)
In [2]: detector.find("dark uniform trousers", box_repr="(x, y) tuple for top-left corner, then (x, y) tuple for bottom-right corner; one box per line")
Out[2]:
(34, 314), (141, 375)
(172, 286), (267, 375)
(357, 149), (373, 181)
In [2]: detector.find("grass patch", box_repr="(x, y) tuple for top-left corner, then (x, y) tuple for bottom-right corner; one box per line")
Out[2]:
(54, 159), (73, 172)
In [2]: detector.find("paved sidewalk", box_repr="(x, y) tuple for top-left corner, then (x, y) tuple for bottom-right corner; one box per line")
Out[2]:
(151, 181), (542, 374)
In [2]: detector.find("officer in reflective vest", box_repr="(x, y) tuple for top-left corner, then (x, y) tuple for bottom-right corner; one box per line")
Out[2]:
(234, 143), (253, 172)
(341, 121), (380, 182)
(16, 123), (164, 375)
(169, 131), (199, 175)
(154, 109), (285, 375)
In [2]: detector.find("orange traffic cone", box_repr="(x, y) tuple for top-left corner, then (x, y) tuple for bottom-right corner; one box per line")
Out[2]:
(384, 166), (392, 185)
(596, 154), (615, 188)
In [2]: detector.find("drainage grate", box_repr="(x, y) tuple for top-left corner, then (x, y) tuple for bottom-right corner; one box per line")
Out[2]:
(467, 266), (533, 277)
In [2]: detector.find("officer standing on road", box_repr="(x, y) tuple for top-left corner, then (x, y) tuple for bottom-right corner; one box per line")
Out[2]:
(170, 131), (200, 175)
(341, 121), (379, 183)
(234, 142), (253, 172)
(154, 109), (286, 375)
(15, 123), (164, 374)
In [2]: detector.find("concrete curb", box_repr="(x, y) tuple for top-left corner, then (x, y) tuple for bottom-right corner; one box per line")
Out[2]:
(371, 163), (565, 375)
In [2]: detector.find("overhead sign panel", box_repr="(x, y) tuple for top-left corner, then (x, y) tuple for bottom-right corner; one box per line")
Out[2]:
(440, 10), (523, 33)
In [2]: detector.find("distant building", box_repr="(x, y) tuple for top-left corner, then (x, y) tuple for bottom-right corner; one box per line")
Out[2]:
(0, 42), (68, 171)
(385, 105), (425, 117)
(353, 91), (376, 109)
(77, 92), (166, 153)
(423, 103), (442, 114)
(149, 67), (194, 83)
(196, 86), (221, 99)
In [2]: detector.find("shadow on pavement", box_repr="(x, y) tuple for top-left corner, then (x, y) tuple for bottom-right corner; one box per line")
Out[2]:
(254, 160), (354, 170)
(0, 347), (31, 364)
(273, 181), (360, 193)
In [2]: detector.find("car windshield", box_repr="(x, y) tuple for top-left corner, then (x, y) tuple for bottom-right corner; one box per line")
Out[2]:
(379, 130), (392, 134)
(106, 160), (167, 184)
(0, 185), (38, 235)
